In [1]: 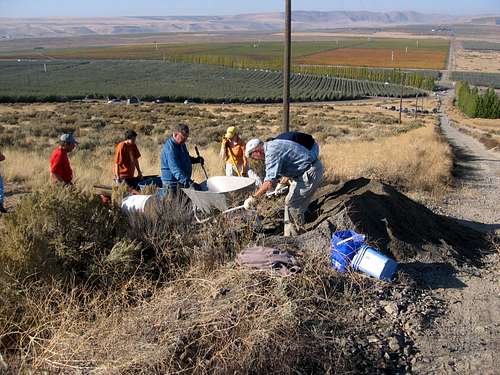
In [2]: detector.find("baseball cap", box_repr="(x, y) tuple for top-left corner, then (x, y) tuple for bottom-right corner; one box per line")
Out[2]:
(245, 138), (262, 158)
(60, 133), (78, 145)
(225, 126), (237, 139)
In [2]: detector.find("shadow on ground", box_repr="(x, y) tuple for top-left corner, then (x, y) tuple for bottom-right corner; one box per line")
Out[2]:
(400, 262), (467, 290)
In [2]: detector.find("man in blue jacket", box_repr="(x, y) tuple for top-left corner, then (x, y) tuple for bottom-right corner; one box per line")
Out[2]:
(160, 123), (204, 193)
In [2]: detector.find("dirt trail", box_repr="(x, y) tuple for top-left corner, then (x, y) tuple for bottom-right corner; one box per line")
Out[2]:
(411, 102), (500, 374)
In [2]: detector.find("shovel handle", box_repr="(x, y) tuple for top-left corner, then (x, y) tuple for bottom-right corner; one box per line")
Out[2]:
(195, 145), (209, 179)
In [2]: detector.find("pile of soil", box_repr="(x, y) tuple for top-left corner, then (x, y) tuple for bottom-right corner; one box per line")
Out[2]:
(301, 178), (490, 265)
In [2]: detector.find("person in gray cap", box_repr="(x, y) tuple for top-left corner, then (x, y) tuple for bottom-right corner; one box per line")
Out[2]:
(50, 133), (78, 185)
(244, 131), (323, 236)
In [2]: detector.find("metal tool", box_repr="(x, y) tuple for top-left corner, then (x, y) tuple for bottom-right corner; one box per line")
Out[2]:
(195, 145), (209, 180)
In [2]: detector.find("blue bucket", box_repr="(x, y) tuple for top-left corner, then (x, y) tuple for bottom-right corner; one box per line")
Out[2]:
(331, 230), (366, 272)
(351, 245), (398, 281)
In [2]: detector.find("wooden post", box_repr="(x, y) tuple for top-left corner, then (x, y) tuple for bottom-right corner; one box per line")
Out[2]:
(415, 94), (419, 120)
(399, 74), (405, 124)
(283, 0), (291, 133)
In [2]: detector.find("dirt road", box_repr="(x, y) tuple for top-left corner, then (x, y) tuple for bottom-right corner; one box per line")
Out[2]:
(412, 107), (500, 374)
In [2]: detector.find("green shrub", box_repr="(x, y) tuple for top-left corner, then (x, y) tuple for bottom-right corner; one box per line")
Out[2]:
(0, 185), (125, 279)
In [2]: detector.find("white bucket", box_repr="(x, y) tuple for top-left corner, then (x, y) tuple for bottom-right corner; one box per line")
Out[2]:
(351, 245), (398, 281)
(205, 176), (255, 193)
(121, 194), (152, 213)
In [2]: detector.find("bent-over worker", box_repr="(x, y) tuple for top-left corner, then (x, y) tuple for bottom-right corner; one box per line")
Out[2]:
(50, 133), (78, 185)
(113, 129), (143, 189)
(244, 131), (323, 236)
(160, 123), (204, 194)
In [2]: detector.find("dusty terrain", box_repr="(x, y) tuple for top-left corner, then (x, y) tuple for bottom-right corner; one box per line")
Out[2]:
(410, 100), (499, 374)
(454, 46), (500, 73)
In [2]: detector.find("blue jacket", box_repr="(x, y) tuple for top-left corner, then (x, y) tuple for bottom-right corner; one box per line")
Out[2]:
(160, 137), (192, 187)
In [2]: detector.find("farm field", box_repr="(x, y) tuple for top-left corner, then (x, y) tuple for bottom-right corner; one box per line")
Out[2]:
(296, 47), (448, 69)
(450, 71), (500, 89)
(0, 60), (423, 103)
(461, 41), (500, 51)
(0, 37), (450, 70)
(454, 45), (500, 73)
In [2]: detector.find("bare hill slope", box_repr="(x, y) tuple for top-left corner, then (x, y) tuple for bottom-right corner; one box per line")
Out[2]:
(0, 11), (456, 39)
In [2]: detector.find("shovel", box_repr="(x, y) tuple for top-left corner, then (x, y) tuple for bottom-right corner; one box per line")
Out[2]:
(195, 145), (209, 180)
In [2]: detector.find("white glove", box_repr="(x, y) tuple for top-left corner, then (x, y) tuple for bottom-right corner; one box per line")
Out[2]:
(243, 196), (257, 210)
(274, 183), (288, 195)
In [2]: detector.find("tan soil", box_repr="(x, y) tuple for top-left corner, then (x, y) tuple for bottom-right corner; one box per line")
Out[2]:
(455, 48), (500, 73)
(411, 95), (500, 374)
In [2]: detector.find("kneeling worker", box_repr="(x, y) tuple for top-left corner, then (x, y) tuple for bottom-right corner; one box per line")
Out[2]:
(113, 129), (143, 189)
(244, 131), (323, 236)
(160, 124), (204, 193)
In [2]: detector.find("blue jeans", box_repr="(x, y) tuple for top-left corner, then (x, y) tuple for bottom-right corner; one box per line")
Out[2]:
(0, 174), (4, 206)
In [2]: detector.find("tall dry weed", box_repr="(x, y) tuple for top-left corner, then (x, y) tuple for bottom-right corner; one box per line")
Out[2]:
(321, 124), (453, 193)
(21, 244), (387, 375)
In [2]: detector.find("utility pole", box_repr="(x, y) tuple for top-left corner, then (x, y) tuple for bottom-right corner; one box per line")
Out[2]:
(399, 73), (405, 124)
(415, 93), (419, 120)
(283, 0), (291, 132)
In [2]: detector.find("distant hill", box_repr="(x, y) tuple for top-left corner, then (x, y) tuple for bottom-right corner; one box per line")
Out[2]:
(0, 11), (457, 39)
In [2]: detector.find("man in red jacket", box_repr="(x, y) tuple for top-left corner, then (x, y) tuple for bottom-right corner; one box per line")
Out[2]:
(50, 133), (78, 185)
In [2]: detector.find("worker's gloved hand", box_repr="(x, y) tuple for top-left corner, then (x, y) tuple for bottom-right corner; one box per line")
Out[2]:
(191, 156), (205, 166)
(274, 183), (288, 195)
(187, 181), (202, 191)
(243, 196), (257, 210)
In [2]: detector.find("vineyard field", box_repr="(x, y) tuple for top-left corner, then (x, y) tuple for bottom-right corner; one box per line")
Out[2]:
(461, 41), (500, 51)
(296, 47), (448, 69)
(450, 71), (500, 89)
(0, 60), (423, 103)
(0, 38), (449, 62)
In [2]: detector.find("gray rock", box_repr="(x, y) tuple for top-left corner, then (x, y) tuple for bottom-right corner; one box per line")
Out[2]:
(384, 302), (399, 316)
(367, 335), (380, 344)
(388, 336), (402, 352)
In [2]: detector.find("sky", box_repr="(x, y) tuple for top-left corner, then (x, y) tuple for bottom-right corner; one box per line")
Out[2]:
(0, 0), (499, 17)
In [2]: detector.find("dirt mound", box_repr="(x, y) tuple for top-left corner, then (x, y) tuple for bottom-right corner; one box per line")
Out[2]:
(304, 178), (490, 265)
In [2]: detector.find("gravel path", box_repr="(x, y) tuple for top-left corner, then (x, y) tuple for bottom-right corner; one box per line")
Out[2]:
(440, 112), (500, 227)
(412, 101), (500, 375)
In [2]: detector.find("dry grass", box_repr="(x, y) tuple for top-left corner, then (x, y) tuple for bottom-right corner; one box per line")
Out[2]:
(0, 99), (455, 373)
(322, 123), (453, 193)
(3, 234), (393, 374)
(0, 99), (444, 194)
